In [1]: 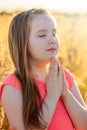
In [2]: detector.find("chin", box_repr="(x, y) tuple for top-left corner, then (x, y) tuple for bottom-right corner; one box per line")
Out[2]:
(49, 55), (57, 59)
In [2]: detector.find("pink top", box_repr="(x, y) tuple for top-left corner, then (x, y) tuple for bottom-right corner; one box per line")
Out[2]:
(0, 69), (75, 130)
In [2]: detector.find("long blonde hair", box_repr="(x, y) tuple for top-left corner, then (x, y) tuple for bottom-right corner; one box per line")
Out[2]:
(8, 9), (51, 129)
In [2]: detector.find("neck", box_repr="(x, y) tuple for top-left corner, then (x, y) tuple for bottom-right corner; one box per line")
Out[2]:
(31, 62), (49, 82)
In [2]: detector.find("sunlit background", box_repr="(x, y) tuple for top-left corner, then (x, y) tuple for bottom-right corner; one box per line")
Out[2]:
(0, 0), (87, 13)
(0, 0), (87, 129)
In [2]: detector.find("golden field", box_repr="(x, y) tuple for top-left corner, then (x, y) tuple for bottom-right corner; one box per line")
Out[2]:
(0, 11), (87, 129)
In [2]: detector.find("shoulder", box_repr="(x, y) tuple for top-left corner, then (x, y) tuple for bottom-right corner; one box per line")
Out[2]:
(0, 74), (22, 104)
(3, 74), (21, 91)
(63, 68), (74, 89)
(2, 84), (22, 106)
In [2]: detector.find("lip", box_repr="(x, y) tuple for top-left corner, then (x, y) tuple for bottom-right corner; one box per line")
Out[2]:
(46, 48), (56, 51)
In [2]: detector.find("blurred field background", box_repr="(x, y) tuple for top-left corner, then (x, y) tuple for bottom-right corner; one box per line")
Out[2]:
(0, 11), (87, 129)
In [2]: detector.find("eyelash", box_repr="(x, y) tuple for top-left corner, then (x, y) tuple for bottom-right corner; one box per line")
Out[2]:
(38, 33), (56, 37)
(38, 35), (46, 37)
(53, 34), (55, 36)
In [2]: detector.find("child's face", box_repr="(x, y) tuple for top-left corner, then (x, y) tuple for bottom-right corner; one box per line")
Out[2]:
(28, 14), (59, 64)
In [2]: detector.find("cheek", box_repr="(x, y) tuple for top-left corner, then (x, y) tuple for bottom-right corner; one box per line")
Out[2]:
(28, 42), (44, 58)
(34, 40), (47, 52)
(29, 36), (48, 56)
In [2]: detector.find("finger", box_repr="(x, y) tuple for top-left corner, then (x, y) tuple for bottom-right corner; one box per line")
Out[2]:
(54, 60), (59, 77)
(62, 68), (66, 80)
(61, 69), (68, 87)
(58, 65), (63, 77)
(49, 57), (55, 75)
(62, 71), (68, 91)
(50, 57), (55, 67)
(52, 58), (60, 76)
(62, 70), (65, 81)
(57, 61), (61, 75)
(45, 68), (49, 81)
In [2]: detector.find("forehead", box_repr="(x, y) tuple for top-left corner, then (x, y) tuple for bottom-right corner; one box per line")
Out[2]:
(31, 14), (56, 32)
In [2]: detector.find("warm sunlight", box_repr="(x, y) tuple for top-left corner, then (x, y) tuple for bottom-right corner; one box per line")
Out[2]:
(0, 0), (87, 13)
(0, 0), (87, 130)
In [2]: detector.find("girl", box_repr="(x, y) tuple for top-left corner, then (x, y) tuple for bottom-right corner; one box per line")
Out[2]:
(0, 9), (87, 130)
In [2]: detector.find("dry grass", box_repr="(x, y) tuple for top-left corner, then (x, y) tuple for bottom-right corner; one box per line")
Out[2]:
(0, 11), (87, 129)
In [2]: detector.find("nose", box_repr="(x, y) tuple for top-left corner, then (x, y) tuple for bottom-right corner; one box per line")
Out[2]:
(48, 37), (56, 44)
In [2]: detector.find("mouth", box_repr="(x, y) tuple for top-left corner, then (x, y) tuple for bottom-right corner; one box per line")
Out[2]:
(46, 48), (56, 51)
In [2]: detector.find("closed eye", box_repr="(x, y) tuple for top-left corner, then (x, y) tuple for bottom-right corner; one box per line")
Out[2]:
(38, 35), (46, 37)
(53, 32), (56, 37)
(53, 34), (55, 36)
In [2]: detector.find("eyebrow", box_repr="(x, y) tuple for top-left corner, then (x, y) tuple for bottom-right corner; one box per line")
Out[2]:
(36, 29), (56, 33)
